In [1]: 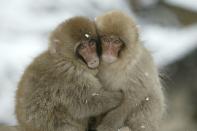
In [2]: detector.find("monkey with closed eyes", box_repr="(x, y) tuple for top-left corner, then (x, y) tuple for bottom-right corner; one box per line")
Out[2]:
(15, 16), (122, 131)
(91, 11), (165, 131)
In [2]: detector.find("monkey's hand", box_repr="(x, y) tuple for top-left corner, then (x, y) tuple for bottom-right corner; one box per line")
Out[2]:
(96, 93), (130, 131)
(88, 89), (123, 113)
(96, 109), (125, 131)
(96, 109), (126, 131)
(65, 83), (123, 119)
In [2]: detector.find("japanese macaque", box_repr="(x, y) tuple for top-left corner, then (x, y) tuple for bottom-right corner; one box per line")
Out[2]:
(15, 16), (122, 131)
(93, 11), (165, 131)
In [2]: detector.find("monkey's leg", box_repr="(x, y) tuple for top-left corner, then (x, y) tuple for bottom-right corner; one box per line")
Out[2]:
(96, 96), (130, 131)
(125, 95), (163, 131)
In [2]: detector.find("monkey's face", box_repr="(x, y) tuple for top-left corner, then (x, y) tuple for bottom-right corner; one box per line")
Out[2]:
(77, 39), (99, 69)
(100, 35), (124, 64)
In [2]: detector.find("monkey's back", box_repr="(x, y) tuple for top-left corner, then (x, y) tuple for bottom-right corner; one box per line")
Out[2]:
(15, 51), (89, 131)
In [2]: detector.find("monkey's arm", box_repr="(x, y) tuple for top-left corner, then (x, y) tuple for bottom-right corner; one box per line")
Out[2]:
(61, 75), (122, 119)
(126, 91), (164, 131)
(97, 89), (164, 131)
(96, 91), (132, 131)
(96, 78), (147, 130)
(65, 87), (122, 119)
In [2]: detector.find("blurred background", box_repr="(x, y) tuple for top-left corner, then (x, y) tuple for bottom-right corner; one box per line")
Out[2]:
(0, 0), (196, 130)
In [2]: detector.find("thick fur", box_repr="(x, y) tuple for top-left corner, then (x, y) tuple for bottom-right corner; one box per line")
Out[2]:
(15, 16), (122, 131)
(95, 11), (165, 131)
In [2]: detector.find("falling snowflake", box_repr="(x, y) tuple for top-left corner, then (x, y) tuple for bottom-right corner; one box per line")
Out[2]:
(144, 72), (149, 77)
(145, 97), (150, 101)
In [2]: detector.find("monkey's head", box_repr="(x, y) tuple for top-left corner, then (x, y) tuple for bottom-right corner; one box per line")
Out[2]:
(95, 10), (139, 64)
(49, 16), (100, 69)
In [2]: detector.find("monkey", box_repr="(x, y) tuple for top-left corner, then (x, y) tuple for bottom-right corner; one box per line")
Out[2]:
(92, 10), (165, 131)
(15, 16), (123, 131)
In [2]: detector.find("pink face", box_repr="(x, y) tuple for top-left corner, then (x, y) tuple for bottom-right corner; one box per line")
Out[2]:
(77, 39), (99, 69)
(101, 36), (124, 64)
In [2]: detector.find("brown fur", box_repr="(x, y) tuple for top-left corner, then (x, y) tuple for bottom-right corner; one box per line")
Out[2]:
(15, 16), (122, 131)
(94, 11), (165, 131)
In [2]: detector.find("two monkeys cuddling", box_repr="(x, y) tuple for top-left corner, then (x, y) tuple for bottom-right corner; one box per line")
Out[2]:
(15, 11), (164, 131)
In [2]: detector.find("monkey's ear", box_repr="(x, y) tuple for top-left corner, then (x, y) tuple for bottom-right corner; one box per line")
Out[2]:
(73, 42), (81, 54)
(49, 39), (60, 54)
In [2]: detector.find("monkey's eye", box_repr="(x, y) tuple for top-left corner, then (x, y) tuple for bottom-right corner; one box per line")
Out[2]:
(79, 44), (86, 50)
(114, 39), (121, 44)
(102, 37), (109, 43)
(89, 40), (96, 46)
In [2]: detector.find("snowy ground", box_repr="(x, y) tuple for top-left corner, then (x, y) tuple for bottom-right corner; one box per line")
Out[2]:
(0, 0), (197, 125)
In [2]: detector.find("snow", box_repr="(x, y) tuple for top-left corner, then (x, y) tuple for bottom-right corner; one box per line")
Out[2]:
(0, 38), (47, 125)
(141, 25), (197, 67)
(0, 0), (197, 125)
(166, 0), (197, 11)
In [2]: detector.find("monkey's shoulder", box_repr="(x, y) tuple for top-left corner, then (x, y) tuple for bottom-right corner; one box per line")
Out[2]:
(20, 51), (100, 87)
(24, 51), (51, 72)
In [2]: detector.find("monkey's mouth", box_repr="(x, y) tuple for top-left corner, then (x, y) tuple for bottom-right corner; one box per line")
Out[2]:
(102, 55), (117, 64)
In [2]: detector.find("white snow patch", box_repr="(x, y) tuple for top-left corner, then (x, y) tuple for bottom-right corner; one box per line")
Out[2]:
(141, 25), (197, 67)
(0, 37), (47, 125)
